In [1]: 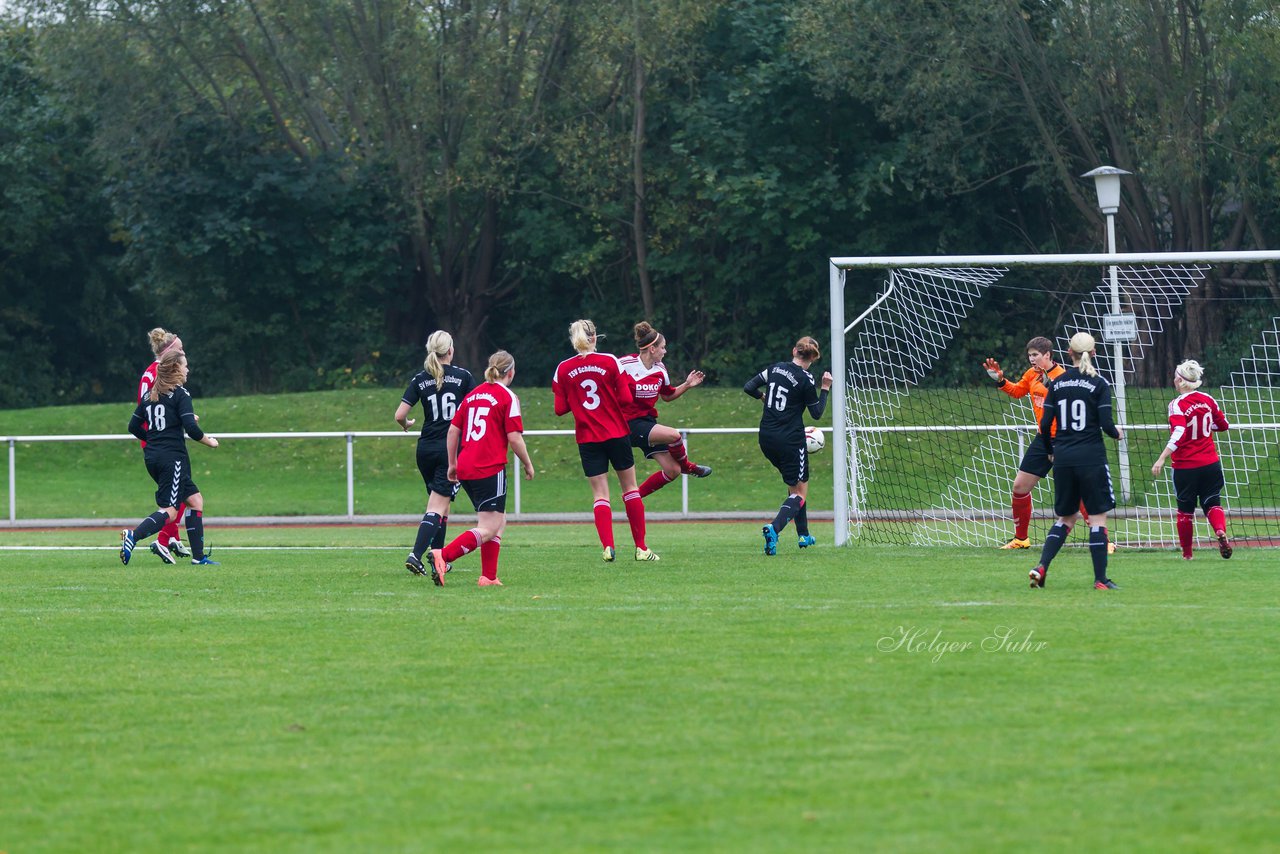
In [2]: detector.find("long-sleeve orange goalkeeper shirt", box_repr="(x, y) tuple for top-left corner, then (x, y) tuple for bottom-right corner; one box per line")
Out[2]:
(998, 364), (1065, 435)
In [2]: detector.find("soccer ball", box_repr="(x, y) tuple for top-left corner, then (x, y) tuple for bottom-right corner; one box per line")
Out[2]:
(805, 426), (825, 454)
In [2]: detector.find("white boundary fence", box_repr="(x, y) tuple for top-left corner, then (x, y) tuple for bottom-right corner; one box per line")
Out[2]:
(2, 427), (761, 523)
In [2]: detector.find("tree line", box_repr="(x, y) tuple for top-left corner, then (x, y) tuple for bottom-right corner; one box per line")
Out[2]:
(3, 0), (1278, 408)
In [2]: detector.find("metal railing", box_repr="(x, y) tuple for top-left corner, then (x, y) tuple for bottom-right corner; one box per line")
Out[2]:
(2, 428), (760, 523)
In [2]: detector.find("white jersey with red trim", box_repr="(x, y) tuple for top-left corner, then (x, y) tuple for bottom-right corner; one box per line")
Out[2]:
(618, 353), (674, 421)
(1166, 391), (1229, 469)
(552, 351), (632, 443)
(451, 382), (524, 480)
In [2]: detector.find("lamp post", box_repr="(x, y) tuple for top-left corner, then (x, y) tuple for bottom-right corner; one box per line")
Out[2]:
(1082, 165), (1133, 500)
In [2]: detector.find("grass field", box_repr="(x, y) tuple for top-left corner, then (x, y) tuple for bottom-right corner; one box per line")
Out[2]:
(2, 522), (1276, 852)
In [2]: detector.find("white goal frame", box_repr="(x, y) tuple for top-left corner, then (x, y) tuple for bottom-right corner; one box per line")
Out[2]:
(828, 250), (1280, 546)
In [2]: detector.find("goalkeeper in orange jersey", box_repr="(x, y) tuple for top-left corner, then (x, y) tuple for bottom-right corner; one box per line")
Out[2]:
(983, 336), (1106, 552)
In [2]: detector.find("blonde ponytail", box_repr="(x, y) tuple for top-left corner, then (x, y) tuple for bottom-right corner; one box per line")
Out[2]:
(1069, 332), (1098, 377)
(484, 350), (515, 383)
(423, 330), (453, 389)
(569, 319), (599, 354)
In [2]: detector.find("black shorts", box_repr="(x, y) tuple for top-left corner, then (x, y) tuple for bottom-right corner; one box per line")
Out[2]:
(461, 471), (508, 514)
(577, 437), (635, 478)
(145, 453), (200, 510)
(1052, 463), (1115, 518)
(628, 418), (665, 460)
(1018, 433), (1054, 478)
(416, 440), (460, 500)
(759, 433), (809, 487)
(1173, 462), (1225, 514)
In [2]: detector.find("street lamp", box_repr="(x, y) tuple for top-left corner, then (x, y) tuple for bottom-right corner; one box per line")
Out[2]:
(1082, 165), (1133, 499)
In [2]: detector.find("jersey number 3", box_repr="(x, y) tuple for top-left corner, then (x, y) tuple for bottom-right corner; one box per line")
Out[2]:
(580, 379), (601, 410)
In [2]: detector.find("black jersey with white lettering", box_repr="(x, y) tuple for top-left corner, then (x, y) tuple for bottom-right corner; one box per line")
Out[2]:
(401, 365), (475, 444)
(1039, 367), (1120, 466)
(127, 386), (204, 456)
(743, 361), (828, 442)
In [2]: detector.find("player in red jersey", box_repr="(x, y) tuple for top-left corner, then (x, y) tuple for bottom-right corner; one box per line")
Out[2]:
(1151, 359), (1232, 560)
(553, 319), (659, 562)
(137, 328), (190, 564)
(427, 351), (534, 587)
(620, 321), (711, 497)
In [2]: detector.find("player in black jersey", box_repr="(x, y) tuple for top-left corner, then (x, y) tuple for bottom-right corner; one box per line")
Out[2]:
(744, 336), (833, 555)
(1030, 332), (1125, 590)
(121, 349), (220, 566)
(396, 330), (476, 577)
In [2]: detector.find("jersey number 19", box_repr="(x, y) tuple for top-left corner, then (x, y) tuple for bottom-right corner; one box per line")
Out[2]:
(1057, 398), (1086, 431)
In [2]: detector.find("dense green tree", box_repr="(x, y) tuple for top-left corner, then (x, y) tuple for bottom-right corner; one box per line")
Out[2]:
(0, 23), (135, 407)
(24, 0), (582, 370)
(791, 0), (1280, 378)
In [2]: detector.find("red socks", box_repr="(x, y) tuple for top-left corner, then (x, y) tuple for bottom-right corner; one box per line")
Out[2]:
(442, 528), (482, 563)
(593, 499), (613, 548)
(1206, 505), (1227, 538)
(480, 536), (501, 581)
(1176, 512), (1195, 558)
(638, 470), (675, 498)
(1012, 491), (1032, 540)
(667, 437), (693, 472)
(161, 501), (186, 546)
(623, 490), (646, 549)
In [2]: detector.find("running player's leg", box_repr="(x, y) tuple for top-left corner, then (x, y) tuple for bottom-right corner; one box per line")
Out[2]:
(1081, 465), (1118, 588)
(1198, 463), (1231, 558)
(181, 491), (216, 564)
(1007, 436), (1050, 548)
(637, 451), (681, 497)
(613, 441), (657, 561)
(1173, 468), (1198, 559)
(631, 421), (679, 496)
(579, 443), (617, 559)
(477, 511), (507, 585)
(1030, 467), (1081, 586)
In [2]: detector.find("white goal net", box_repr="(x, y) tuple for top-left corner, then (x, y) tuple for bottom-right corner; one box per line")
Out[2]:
(828, 251), (1280, 549)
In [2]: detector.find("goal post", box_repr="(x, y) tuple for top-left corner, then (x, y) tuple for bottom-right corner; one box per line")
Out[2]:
(829, 250), (1280, 548)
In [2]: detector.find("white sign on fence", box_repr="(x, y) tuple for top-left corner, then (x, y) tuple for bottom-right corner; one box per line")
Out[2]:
(1103, 313), (1138, 342)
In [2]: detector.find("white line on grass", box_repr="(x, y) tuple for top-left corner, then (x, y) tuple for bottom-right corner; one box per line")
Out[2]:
(2, 545), (574, 556)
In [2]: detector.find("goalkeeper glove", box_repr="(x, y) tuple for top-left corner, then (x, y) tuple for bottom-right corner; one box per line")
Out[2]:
(983, 358), (1005, 383)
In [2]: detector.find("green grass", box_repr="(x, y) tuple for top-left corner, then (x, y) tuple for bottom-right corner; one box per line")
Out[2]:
(0, 387), (829, 520)
(1, 523), (1276, 852)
